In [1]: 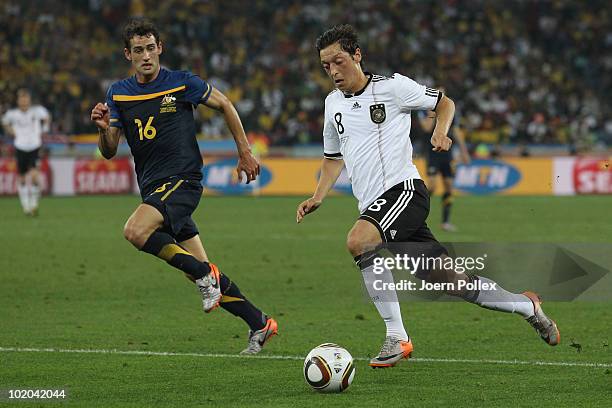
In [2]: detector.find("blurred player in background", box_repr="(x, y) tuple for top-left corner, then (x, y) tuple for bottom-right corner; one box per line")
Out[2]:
(297, 24), (559, 368)
(90, 19), (277, 354)
(417, 96), (470, 231)
(2, 89), (50, 216)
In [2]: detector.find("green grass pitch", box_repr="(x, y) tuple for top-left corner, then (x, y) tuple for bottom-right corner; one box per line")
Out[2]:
(0, 195), (611, 407)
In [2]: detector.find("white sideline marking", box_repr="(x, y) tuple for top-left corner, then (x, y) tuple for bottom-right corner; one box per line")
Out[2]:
(1, 346), (610, 368)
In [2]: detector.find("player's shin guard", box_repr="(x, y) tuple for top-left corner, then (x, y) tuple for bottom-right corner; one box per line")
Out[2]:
(141, 231), (210, 279)
(461, 275), (534, 317)
(219, 273), (267, 331)
(356, 251), (409, 341)
(442, 192), (452, 223)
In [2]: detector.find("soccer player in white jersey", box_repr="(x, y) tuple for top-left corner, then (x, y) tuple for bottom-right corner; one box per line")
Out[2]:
(2, 89), (50, 216)
(296, 25), (559, 368)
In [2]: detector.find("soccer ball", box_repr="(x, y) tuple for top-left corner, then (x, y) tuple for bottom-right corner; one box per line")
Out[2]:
(303, 343), (355, 393)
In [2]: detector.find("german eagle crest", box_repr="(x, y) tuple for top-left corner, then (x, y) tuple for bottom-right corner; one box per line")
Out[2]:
(369, 103), (386, 124)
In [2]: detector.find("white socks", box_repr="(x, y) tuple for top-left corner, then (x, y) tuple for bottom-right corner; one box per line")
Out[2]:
(17, 182), (40, 214)
(466, 276), (535, 318)
(358, 257), (535, 340)
(17, 183), (30, 213)
(361, 264), (409, 341)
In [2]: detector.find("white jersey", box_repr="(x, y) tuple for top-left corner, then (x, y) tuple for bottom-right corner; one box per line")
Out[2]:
(323, 73), (440, 212)
(2, 106), (50, 151)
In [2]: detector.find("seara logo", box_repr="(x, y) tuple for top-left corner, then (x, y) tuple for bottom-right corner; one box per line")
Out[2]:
(454, 159), (521, 194)
(202, 159), (272, 194)
(573, 158), (611, 194)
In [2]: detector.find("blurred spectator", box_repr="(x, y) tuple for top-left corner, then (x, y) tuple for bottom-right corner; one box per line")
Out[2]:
(0, 0), (610, 150)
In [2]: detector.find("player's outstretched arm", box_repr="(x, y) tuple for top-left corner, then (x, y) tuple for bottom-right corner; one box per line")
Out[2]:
(91, 102), (121, 159)
(296, 158), (344, 223)
(204, 88), (260, 184)
(430, 95), (455, 152)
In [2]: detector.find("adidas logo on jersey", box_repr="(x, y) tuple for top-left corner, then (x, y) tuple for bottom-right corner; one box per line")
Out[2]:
(390, 230), (397, 239)
(351, 101), (362, 110)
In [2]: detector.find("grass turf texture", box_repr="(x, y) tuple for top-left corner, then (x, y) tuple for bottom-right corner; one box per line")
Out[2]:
(0, 195), (610, 407)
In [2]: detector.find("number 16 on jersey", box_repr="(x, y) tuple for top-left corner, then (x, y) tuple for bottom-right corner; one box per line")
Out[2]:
(134, 116), (157, 141)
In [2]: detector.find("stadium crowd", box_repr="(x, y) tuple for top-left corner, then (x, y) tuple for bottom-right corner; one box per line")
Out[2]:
(1, 0), (610, 150)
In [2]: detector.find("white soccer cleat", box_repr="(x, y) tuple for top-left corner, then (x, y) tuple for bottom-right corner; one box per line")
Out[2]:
(523, 291), (560, 346)
(369, 336), (413, 368)
(195, 264), (221, 313)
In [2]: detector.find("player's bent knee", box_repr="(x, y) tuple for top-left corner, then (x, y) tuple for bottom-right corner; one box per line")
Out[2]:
(346, 234), (375, 257)
(123, 220), (151, 248)
(122, 222), (137, 245)
(346, 221), (383, 257)
(346, 236), (360, 256)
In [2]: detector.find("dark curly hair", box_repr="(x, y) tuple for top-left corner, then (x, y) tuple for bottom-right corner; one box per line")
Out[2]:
(123, 19), (161, 50)
(315, 24), (361, 57)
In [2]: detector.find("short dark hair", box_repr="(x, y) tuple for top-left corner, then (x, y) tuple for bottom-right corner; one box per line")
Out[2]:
(315, 24), (361, 56)
(123, 19), (161, 50)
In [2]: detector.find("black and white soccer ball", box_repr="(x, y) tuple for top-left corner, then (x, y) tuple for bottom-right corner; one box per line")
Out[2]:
(303, 343), (355, 393)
